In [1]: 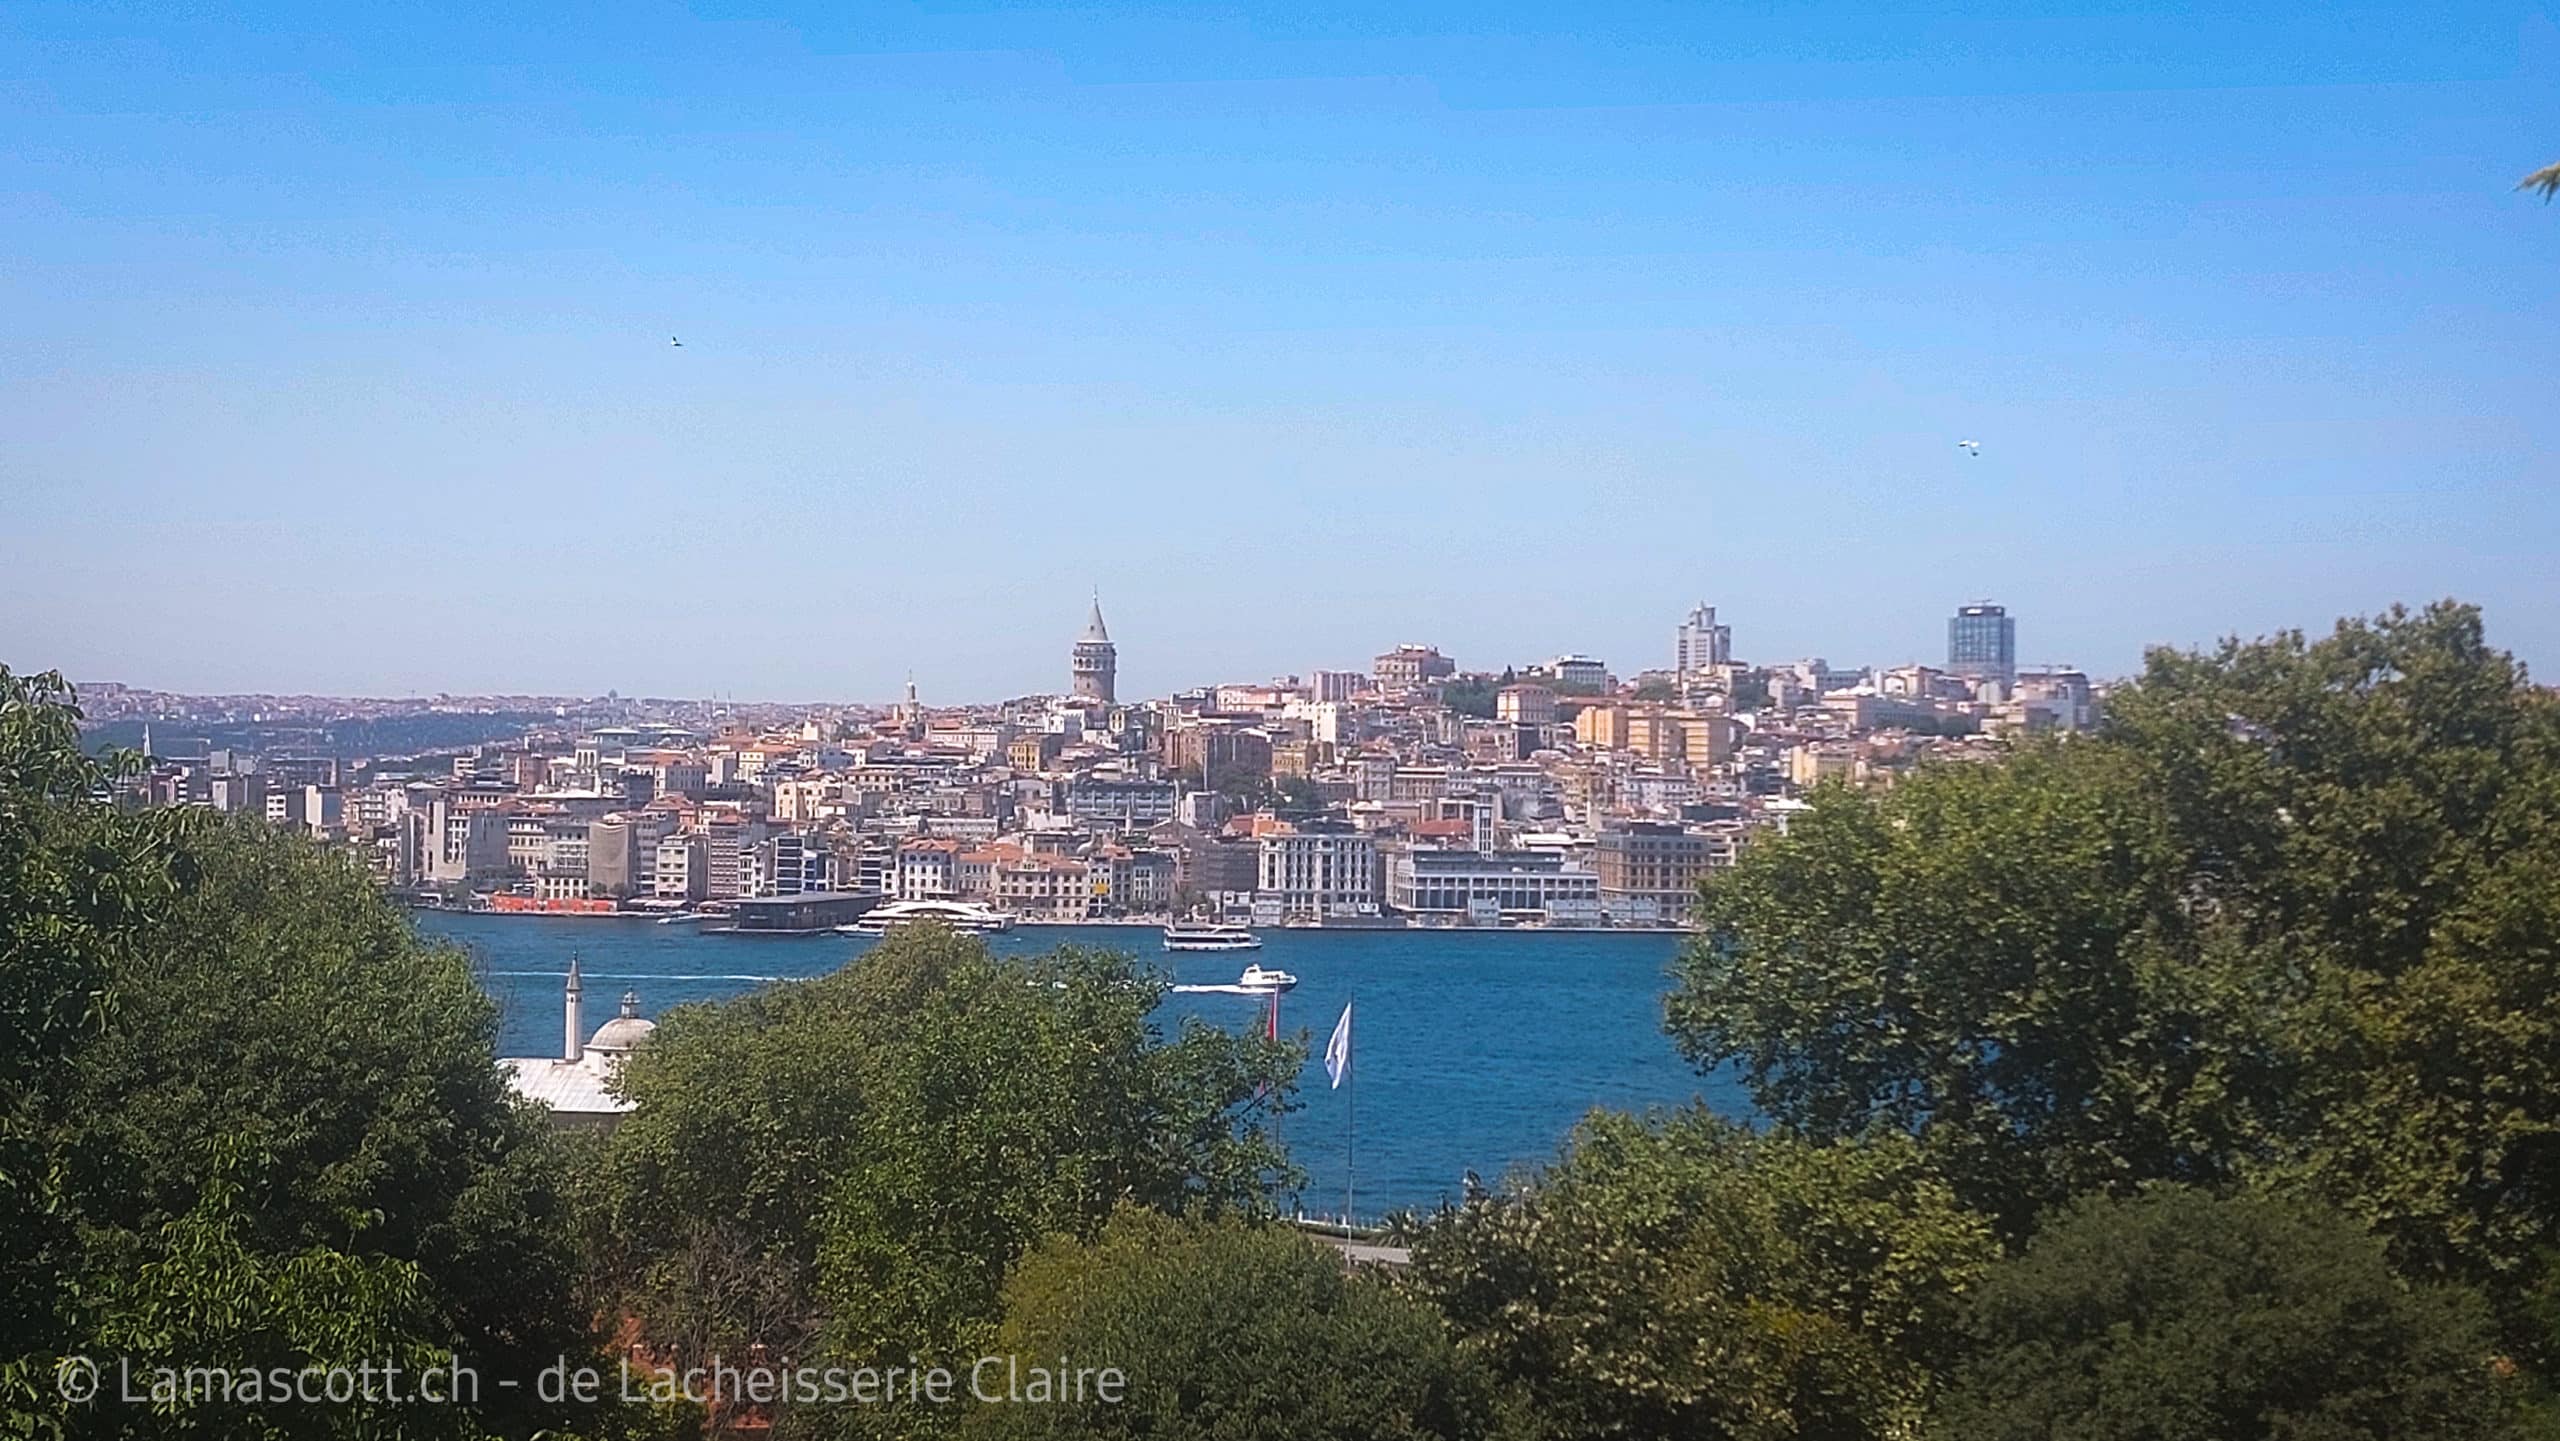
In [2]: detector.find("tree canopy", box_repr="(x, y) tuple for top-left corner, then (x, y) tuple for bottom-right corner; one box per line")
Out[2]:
(1936, 1186), (2515, 1441)
(1668, 603), (2560, 1310)
(1408, 1108), (1997, 1440)
(0, 666), (642, 1440)
(964, 1208), (1522, 1441)
(591, 927), (1300, 1436)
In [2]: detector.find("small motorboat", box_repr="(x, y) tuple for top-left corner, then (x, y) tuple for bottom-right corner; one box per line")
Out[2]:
(1237, 963), (1298, 992)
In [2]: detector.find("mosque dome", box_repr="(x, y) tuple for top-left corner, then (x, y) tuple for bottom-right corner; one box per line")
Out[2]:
(588, 990), (657, 1056)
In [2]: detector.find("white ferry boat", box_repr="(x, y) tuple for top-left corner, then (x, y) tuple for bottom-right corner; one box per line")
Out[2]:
(1163, 922), (1264, 953)
(839, 899), (1015, 936)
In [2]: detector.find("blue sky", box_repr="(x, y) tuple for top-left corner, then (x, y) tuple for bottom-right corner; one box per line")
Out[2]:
(4, 1), (2555, 701)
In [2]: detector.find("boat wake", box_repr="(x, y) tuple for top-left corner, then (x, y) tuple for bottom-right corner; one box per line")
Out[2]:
(484, 970), (789, 983)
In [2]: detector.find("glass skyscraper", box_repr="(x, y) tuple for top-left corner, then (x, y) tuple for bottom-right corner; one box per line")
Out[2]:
(1948, 603), (2016, 687)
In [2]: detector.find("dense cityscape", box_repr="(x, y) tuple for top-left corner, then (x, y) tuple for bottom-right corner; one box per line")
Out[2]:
(92, 597), (2091, 933)
(12, 2), (2552, 1433)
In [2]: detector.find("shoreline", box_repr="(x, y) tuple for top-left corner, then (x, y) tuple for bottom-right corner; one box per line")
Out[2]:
(409, 905), (1694, 937)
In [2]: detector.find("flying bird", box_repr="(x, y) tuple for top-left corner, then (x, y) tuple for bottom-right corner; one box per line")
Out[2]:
(1957, 439), (1981, 456)
(669, 335), (683, 348)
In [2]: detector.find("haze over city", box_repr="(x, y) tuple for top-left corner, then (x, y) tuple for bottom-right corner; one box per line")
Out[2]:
(6, 0), (2557, 700)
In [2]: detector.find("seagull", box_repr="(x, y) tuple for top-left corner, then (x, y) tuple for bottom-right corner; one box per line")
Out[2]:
(669, 335), (683, 348)
(1957, 439), (1981, 456)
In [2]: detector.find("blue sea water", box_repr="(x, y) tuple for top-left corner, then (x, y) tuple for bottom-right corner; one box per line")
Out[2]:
(417, 912), (1740, 1219)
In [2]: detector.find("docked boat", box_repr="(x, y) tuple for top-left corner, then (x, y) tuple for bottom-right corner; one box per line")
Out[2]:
(656, 911), (704, 926)
(1163, 922), (1264, 953)
(839, 899), (1015, 936)
(1236, 962), (1297, 992)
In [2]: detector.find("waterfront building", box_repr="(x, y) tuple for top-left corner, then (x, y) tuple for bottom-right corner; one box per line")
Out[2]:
(1256, 823), (1380, 919)
(895, 837), (961, 899)
(500, 961), (656, 1129)
(1386, 848), (1601, 925)
(1072, 596), (1118, 705)
(650, 833), (708, 901)
(427, 798), (509, 886)
(585, 814), (652, 898)
(1948, 602), (2017, 687)
(1594, 821), (1740, 925)
(993, 854), (1091, 921)
(748, 833), (812, 897)
(729, 890), (876, 932)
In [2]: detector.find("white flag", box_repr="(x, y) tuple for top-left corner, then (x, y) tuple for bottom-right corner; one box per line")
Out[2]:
(1323, 1000), (1352, 1090)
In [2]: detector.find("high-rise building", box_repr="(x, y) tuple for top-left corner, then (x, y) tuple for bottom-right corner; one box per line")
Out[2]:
(1072, 596), (1118, 704)
(1948, 602), (2017, 687)
(1675, 603), (1731, 679)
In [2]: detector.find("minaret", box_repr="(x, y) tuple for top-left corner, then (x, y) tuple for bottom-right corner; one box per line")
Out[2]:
(564, 957), (585, 1063)
(139, 722), (154, 762)
(1072, 594), (1118, 705)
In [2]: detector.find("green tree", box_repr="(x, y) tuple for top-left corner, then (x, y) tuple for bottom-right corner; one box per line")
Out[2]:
(1668, 603), (2560, 1306)
(1, 668), (195, 1427)
(0, 668), (650, 1439)
(1936, 1186), (2516, 1441)
(962, 1208), (1524, 1441)
(1408, 1108), (1997, 1441)
(595, 928), (1300, 1435)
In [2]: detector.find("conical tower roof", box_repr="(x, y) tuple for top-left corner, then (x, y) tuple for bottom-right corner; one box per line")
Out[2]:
(1080, 595), (1111, 644)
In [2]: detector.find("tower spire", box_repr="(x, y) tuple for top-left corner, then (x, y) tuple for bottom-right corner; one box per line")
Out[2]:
(1072, 593), (1118, 705)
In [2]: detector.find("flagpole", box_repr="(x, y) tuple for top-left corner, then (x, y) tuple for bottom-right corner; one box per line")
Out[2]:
(1345, 990), (1356, 1230)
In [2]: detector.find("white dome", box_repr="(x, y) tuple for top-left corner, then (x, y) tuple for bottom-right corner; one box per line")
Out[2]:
(588, 991), (656, 1055)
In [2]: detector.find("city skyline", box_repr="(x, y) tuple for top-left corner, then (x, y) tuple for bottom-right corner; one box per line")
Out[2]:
(6, 2), (2555, 698)
(13, 586), (2536, 709)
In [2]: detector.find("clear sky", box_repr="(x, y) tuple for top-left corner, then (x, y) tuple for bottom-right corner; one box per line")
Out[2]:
(4, 1), (2555, 702)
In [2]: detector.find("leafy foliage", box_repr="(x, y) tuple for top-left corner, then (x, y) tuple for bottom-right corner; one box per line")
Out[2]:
(963, 1208), (1523, 1441)
(1, 667), (643, 1439)
(1408, 1108), (1997, 1440)
(1669, 603), (2560, 1307)
(0, 667), (193, 1427)
(1936, 1186), (2517, 1441)
(594, 928), (1301, 1435)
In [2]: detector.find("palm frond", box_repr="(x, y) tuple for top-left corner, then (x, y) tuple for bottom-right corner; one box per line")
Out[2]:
(2521, 161), (2560, 201)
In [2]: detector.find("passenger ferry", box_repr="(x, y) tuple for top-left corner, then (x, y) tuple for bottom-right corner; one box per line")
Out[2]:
(839, 899), (1015, 936)
(1162, 922), (1264, 953)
